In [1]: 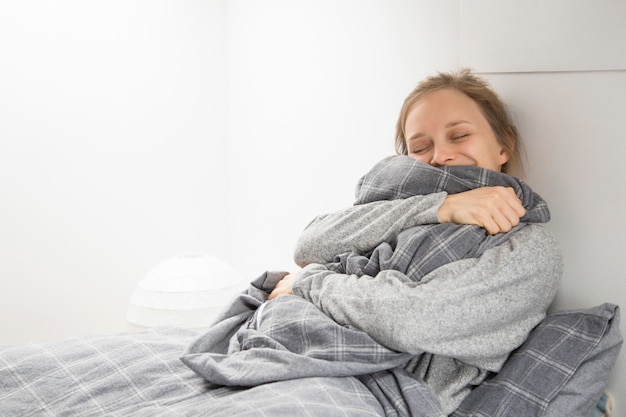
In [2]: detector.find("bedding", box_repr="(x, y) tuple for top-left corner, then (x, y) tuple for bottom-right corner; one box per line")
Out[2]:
(451, 303), (622, 417)
(182, 157), (550, 387)
(0, 305), (619, 416)
(182, 158), (551, 385)
(0, 327), (397, 417)
(0, 156), (620, 416)
(181, 156), (562, 415)
(327, 155), (551, 281)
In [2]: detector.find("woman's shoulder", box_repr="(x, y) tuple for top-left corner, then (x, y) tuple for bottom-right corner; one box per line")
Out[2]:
(515, 223), (560, 244)
(510, 223), (564, 271)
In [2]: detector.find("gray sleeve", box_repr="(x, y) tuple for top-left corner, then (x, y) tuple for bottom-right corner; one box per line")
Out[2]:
(293, 192), (447, 266)
(292, 224), (563, 371)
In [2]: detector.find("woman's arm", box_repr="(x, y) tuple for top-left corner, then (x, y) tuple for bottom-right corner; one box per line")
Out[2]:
(294, 192), (446, 266)
(292, 224), (563, 371)
(294, 187), (527, 267)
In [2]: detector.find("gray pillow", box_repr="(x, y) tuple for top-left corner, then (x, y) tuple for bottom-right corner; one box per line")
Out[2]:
(451, 303), (622, 417)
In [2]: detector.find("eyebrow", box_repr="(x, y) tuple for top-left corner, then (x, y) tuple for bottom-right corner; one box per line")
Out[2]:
(446, 120), (471, 128)
(407, 120), (472, 141)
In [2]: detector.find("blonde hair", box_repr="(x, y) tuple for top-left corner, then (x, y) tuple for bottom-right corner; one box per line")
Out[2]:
(395, 69), (525, 177)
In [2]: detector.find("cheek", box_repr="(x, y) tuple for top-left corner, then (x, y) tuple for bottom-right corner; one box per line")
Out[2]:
(407, 153), (430, 164)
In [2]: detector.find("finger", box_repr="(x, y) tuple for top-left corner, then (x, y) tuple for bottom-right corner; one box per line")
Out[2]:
(498, 204), (522, 229)
(481, 216), (501, 235)
(490, 210), (514, 234)
(503, 188), (526, 217)
(490, 188), (524, 225)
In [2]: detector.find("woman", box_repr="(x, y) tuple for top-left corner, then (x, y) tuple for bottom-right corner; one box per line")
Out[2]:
(269, 69), (563, 414)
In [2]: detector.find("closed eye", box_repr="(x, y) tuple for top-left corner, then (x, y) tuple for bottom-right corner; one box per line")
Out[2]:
(452, 133), (469, 140)
(411, 145), (431, 155)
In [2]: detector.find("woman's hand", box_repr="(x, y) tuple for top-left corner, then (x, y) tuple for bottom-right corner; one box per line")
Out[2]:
(437, 186), (526, 234)
(267, 273), (295, 300)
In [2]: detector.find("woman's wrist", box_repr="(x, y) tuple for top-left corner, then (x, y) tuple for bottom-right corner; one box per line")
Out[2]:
(437, 194), (456, 223)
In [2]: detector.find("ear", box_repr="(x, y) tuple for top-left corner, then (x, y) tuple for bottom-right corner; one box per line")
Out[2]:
(497, 136), (512, 166)
(498, 147), (510, 166)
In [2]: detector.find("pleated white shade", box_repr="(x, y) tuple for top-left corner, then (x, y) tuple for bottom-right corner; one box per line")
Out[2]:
(126, 254), (246, 329)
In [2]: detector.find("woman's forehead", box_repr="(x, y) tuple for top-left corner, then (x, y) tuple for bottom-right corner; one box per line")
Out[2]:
(407, 89), (485, 126)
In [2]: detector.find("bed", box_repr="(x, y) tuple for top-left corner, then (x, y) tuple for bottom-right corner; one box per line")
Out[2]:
(0, 291), (620, 417)
(1, 158), (622, 416)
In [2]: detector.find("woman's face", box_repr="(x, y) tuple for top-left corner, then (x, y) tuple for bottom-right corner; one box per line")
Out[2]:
(404, 88), (508, 172)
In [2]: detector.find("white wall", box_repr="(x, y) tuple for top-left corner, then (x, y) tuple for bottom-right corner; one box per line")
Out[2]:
(0, 0), (229, 342)
(226, 0), (460, 278)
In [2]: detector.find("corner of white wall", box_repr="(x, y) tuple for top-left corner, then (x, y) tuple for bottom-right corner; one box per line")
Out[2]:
(0, 0), (230, 342)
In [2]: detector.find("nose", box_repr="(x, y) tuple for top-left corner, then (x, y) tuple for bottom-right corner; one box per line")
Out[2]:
(430, 143), (455, 167)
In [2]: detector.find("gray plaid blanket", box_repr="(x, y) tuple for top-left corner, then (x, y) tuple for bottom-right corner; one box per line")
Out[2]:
(183, 272), (414, 384)
(182, 271), (446, 416)
(0, 306), (618, 416)
(0, 156), (618, 416)
(180, 156), (551, 414)
(0, 327), (432, 417)
(329, 155), (550, 281)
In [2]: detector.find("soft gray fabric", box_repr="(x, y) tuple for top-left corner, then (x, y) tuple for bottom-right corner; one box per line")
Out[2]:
(353, 156), (550, 218)
(291, 156), (563, 413)
(451, 304), (622, 417)
(0, 327), (399, 417)
(185, 157), (551, 376)
(294, 225), (562, 366)
(294, 225), (563, 415)
(182, 271), (447, 416)
(327, 156), (550, 282)
(541, 305), (622, 417)
(0, 307), (617, 417)
(295, 155), (551, 269)
(0, 155), (615, 417)
(182, 272), (415, 386)
(294, 192), (446, 266)
(184, 156), (562, 415)
(0, 328), (203, 417)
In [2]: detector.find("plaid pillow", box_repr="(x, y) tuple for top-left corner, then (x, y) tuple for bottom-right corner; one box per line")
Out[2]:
(452, 303), (621, 417)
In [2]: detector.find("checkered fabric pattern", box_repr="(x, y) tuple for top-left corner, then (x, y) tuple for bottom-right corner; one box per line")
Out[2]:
(0, 327), (402, 416)
(1, 156), (616, 416)
(332, 155), (551, 282)
(182, 272), (446, 415)
(1, 305), (618, 417)
(354, 156), (550, 221)
(451, 304), (621, 417)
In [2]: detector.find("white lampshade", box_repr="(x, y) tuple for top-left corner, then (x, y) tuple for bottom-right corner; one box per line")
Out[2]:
(126, 254), (246, 329)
